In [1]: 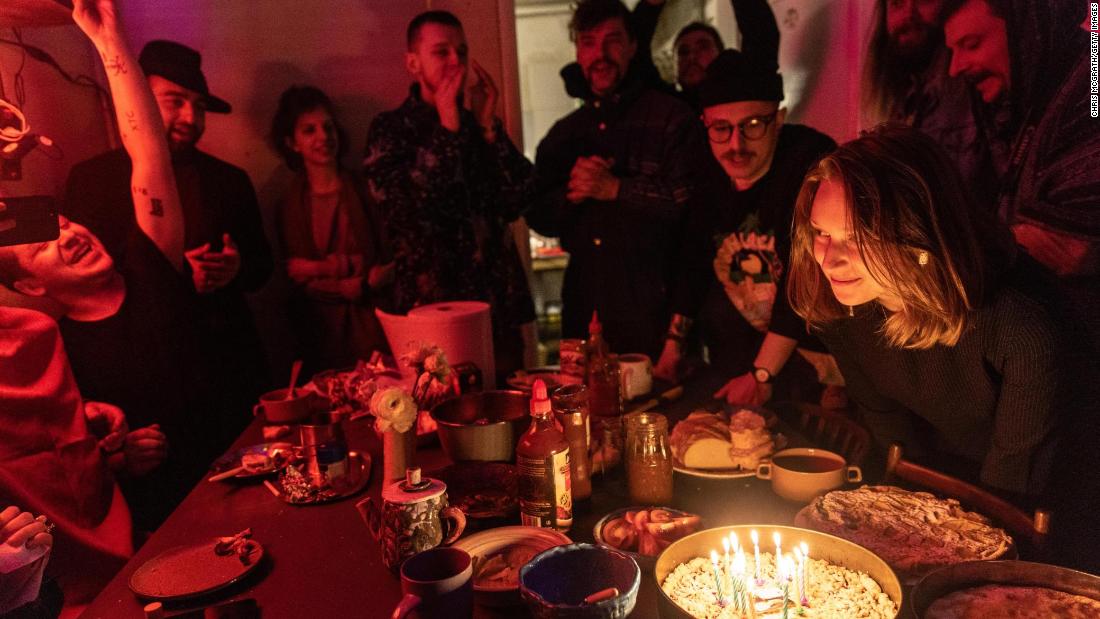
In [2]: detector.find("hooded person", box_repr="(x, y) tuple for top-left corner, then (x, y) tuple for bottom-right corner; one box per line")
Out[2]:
(0, 306), (133, 615)
(655, 48), (842, 408)
(943, 0), (1100, 351)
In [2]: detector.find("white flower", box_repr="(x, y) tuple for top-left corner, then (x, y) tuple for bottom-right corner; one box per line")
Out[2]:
(370, 387), (418, 434)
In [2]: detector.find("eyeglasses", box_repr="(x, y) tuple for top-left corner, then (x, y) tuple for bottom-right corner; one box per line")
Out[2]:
(705, 112), (778, 143)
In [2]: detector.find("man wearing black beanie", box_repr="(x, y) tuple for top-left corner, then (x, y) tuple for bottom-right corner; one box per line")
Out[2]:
(656, 48), (842, 409)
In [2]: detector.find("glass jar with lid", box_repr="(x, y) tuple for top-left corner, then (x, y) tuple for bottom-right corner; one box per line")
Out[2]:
(623, 412), (673, 505)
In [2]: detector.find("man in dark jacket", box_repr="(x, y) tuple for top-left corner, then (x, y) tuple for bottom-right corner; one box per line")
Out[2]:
(943, 0), (1100, 571)
(363, 11), (535, 380)
(943, 0), (1099, 350)
(63, 40), (273, 447)
(528, 0), (713, 358)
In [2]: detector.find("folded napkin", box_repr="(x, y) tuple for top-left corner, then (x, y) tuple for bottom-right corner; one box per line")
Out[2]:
(0, 542), (50, 614)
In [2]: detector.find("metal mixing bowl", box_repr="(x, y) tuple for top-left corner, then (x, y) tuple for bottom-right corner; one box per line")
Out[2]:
(430, 390), (531, 461)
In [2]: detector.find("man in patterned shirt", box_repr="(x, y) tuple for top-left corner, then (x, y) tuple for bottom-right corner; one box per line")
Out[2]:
(363, 10), (535, 379)
(527, 0), (713, 358)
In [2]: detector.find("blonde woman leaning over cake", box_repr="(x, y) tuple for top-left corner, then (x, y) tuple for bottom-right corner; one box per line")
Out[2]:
(785, 124), (1099, 572)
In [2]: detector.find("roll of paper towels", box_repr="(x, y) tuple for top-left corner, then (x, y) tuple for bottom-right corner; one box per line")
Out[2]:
(376, 301), (496, 388)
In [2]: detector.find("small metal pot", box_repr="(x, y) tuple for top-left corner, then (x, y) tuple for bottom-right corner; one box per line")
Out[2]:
(430, 390), (531, 461)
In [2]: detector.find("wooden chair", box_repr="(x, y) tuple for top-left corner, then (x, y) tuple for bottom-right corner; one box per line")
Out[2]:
(884, 443), (1051, 546)
(782, 402), (871, 467)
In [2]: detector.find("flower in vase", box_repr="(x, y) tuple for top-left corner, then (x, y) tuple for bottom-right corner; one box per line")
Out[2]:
(370, 387), (418, 434)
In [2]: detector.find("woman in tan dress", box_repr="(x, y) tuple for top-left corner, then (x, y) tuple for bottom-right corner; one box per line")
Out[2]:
(271, 86), (393, 373)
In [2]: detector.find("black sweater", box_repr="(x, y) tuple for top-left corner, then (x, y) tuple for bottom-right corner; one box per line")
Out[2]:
(816, 256), (1086, 496)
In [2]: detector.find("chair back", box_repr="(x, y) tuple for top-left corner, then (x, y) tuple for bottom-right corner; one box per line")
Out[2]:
(785, 402), (871, 467)
(884, 443), (1051, 546)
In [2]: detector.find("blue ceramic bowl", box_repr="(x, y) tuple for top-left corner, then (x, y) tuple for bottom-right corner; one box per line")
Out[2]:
(519, 543), (640, 619)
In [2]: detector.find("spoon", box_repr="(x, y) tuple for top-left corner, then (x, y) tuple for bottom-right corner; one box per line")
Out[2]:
(285, 359), (303, 400)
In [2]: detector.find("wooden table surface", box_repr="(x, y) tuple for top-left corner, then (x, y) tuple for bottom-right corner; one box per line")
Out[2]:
(81, 371), (841, 618)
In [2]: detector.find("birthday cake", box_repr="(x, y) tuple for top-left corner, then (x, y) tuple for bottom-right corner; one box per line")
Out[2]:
(661, 550), (896, 618)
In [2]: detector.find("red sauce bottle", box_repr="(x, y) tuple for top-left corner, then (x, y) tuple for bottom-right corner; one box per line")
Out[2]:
(516, 379), (573, 532)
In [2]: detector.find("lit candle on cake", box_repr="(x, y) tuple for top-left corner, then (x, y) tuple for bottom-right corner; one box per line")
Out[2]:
(751, 530), (761, 584)
(780, 555), (791, 619)
(722, 537), (732, 604)
(773, 531), (782, 579)
(710, 550), (724, 603)
(800, 542), (809, 605)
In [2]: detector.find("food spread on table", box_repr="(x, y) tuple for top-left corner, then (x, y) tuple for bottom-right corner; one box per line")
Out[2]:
(671, 409), (776, 470)
(925, 584), (1100, 618)
(795, 485), (1013, 583)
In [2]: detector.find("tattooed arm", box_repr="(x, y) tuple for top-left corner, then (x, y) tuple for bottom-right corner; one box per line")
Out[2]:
(73, 0), (184, 271)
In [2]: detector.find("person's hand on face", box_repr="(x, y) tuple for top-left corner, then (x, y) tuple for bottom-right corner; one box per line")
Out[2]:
(84, 400), (128, 453)
(435, 64), (467, 133)
(465, 60), (499, 135)
(123, 424), (167, 477)
(567, 156), (620, 203)
(185, 233), (240, 293)
(0, 506), (52, 550)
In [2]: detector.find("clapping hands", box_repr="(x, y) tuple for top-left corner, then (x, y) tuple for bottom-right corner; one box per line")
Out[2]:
(567, 156), (620, 203)
(185, 234), (241, 294)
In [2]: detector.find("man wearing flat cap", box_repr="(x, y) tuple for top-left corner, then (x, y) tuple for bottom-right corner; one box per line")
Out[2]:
(61, 40), (273, 525)
(656, 48), (843, 409)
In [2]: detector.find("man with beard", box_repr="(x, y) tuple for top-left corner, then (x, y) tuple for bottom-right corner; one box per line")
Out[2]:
(863, 0), (995, 207)
(528, 0), (713, 358)
(560, 0), (778, 114)
(364, 11), (535, 379)
(654, 50), (840, 407)
(942, 0), (1100, 571)
(942, 0), (1100, 350)
(63, 40), (273, 452)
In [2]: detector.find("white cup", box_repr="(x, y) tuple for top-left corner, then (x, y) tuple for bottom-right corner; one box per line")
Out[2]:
(756, 448), (862, 503)
(617, 353), (653, 400)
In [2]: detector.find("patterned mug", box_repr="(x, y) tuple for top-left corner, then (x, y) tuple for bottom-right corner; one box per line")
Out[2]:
(356, 467), (466, 571)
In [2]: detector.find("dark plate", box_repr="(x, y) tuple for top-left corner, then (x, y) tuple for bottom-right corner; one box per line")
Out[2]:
(128, 538), (264, 601)
(437, 462), (518, 519)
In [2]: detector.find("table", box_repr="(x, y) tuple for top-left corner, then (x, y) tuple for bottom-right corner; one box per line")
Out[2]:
(81, 372), (831, 618)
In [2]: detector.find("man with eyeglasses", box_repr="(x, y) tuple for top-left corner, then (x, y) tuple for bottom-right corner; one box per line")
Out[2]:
(655, 49), (842, 409)
(528, 0), (712, 358)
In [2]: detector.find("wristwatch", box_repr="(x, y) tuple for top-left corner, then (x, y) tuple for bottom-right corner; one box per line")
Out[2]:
(753, 367), (774, 384)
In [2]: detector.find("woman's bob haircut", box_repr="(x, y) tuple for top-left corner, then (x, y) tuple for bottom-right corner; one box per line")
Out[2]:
(788, 124), (1015, 349)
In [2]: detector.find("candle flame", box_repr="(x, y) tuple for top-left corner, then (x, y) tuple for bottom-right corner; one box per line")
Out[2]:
(711, 549), (720, 564)
(773, 531), (781, 545)
(751, 530), (758, 544)
(723, 537), (730, 553)
(800, 541), (809, 556)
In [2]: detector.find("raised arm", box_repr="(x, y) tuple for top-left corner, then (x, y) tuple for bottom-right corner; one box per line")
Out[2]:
(73, 0), (184, 271)
(732, 0), (779, 63)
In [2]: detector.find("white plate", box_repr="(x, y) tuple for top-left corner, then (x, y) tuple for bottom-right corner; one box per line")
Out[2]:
(672, 464), (758, 479)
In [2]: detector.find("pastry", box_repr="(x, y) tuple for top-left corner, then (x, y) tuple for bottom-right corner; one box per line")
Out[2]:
(795, 485), (1013, 583)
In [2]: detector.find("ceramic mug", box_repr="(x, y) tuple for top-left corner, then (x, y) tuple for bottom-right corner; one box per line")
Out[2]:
(392, 547), (473, 619)
(356, 470), (466, 571)
(618, 353), (653, 400)
(252, 388), (315, 424)
(756, 448), (862, 502)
